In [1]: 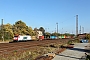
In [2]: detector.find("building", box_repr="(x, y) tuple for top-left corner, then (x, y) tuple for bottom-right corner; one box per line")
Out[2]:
(77, 33), (86, 39)
(37, 31), (43, 38)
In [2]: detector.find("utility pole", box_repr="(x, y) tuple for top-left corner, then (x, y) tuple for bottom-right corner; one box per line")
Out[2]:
(82, 27), (84, 34)
(56, 23), (58, 38)
(72, 31), (73, 34)
(1, 19), (4, 42)
(76, 15), (78, 37)
(55, 28), (56, 33)
(56, 23), (58, 34)
(79, 25), (81, 34)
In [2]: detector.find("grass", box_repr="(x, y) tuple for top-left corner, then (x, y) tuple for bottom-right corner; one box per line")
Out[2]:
(0, 39), (13, 43)
(86, 55), (90, 60)
(67, 40), (72, 44)
(67, 39), (80, 45)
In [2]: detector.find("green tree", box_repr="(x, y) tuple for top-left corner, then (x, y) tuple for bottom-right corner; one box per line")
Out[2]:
(45, 32), (51, 38)
(86, 34), (90, 39)
(0, 23), (14, 40)
(13, 20), (27, 35)
(34, 28), (39, 38)
(26, 26), (36, 36)
(45, 32), (51, 36)
(13, 20), (34, 36)
(39, 27), (45, 35)
(51, 32), (57, 36)
(34, 28), (38, 31)
(64, 33), (71, 36)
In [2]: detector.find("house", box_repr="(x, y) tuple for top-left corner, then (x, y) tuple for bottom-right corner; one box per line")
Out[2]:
(37, 31), (43, 38)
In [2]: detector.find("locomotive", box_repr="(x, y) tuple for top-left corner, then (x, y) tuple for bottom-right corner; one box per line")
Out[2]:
(13, 35), (31, 42)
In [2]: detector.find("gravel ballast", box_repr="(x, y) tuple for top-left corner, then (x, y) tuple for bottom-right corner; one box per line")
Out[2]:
(52, 43), (90, 60)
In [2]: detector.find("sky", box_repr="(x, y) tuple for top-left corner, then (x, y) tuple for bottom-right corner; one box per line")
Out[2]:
(0, 0), (90, 34)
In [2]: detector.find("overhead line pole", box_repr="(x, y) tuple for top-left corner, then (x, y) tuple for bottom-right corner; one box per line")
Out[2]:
(76, 15), (78, 37)
(1, 19), (4, 42)
(56, 23), (58, 34)
(56, 22), (58, 38)
(82, 27), (84, 34)
(79, 25), (81, 34)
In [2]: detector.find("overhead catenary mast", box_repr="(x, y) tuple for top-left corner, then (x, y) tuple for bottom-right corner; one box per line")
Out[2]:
(1, 19), (4, 42)
(56, 23), (58, 34)
(82, 27), (84, 34)
(79, 25), (81, 34)
(76, 15), (78, 36)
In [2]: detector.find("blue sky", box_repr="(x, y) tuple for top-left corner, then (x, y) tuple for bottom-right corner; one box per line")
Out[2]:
(0, 0), (90, 34)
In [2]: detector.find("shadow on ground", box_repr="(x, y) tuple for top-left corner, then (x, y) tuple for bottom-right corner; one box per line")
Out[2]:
(57, 54), (81, 59)
(67, 48), (90, 53)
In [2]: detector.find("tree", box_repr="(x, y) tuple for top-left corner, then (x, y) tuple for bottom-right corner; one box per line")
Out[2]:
(12, 20), (35, 36)
(39, 27), (45, 35)
(33, 28), (39, 37)
(0, 20), (38, 41)
(0, 23), (14, 40)
(51, 32), (57, 36)
(34, 28), (38, 31)
(64, 33), (71, 36)
(45, 32), (50, 36)
(70, 34), (75, 36)
(12, 20), (26, 35)
(86, 34), (90, 39)
(44, 32), (51, 38)
(26, 26), (35, 36)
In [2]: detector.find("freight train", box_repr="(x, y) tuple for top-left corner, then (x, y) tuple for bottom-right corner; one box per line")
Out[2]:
(13, 34), (73, 42)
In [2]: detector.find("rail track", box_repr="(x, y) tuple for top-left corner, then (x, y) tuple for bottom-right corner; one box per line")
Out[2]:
(0, 39), (72, 55)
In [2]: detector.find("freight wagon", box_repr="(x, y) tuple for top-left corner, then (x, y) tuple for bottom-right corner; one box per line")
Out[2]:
(50, 36), (57, 39)
(13, 35), (31, 42)
(39, 36), (44, 40)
